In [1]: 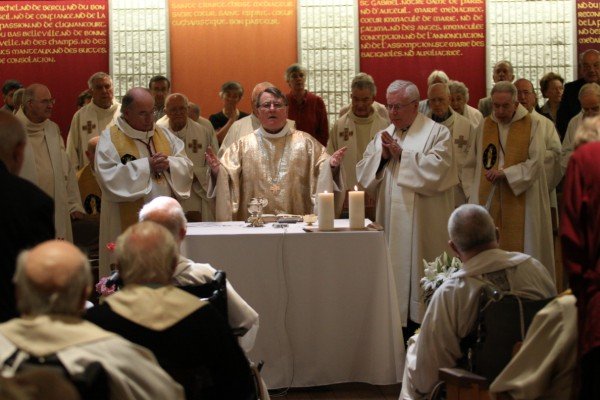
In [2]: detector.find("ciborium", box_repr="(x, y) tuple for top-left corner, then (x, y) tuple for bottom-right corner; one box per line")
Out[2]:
(247, 197), (268, 227)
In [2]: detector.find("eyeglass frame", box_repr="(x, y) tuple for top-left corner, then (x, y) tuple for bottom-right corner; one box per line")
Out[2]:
(386, 100), (417, 112)
(259, 102), (287, 111)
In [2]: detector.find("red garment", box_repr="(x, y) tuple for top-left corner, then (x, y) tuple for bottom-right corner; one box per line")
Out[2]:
(561, 141), (600, 356)
(286, 91), (329, 146)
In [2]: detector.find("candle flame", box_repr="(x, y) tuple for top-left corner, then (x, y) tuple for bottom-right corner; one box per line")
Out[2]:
(354, 185), (358, 191)
(324, 190), (328, 194)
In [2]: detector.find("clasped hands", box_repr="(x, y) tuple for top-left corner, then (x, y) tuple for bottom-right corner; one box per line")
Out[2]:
(485, 168), (506, 183)
(149, 152), (169, 176)
(205, 146), (220, 177)
(381, 131), (402, 161)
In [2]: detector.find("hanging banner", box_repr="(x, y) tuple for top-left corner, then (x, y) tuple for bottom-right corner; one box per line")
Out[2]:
(0, 1), (109, 137)
(576, 1), (600, 55)
(358, 0), (486, 107)
(169, 0), (297, 118)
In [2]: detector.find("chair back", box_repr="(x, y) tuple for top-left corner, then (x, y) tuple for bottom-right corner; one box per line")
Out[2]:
(179, 270), (228, 323)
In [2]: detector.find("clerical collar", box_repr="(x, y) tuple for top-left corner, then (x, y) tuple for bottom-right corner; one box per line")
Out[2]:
(90, 100), (118, 114)
(350, 110), (375, 125)
(258, 124), (291, 139)
(431, 110), (452, 123)
(116, 116), (155, 140)
(15, 108), (49, 134)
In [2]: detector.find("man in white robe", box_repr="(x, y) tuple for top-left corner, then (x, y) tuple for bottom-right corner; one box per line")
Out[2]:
(66, 72), (120, 171)
(17, 84), (84, 242)
(427, 82), (475, 206)
(157, 93), (219, 221)
(328, 73), (389, 216)
(561, 82), (600, 175)
(139, 196), (260, 352)
(95, 87), (193, 277)
(206, 86), (346, 221)
(0, 240), (184, 399)
(356, 80), (458, 333)
(449, 80), (484, 130)
(187, 101), (216, 134)
(462, 81), (555, 279)
(400, 205), (556, 399)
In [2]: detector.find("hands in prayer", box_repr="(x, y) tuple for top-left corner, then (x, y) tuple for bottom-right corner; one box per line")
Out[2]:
(329, 146), (347, 168)
(205, 146), (220, 177)
(149, 152), (169, 176)
(485, 168), (506, 183)
(381, 131), (402, 161)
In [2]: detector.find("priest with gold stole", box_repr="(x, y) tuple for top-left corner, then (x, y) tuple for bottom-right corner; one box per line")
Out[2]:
(205, 86), (346, 221)
(462, 81), (555, 280)
(95, 87), (193, 277)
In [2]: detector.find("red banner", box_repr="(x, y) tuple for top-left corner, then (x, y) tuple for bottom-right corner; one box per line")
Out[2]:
(0, 1), (109, 137)
(576, 1), (600, 56)
(358, 0), (486, 108)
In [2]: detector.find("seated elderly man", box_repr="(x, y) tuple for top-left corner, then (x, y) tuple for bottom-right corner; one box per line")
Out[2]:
(206, 86), (347, 220)
(0, 240), (184, 399)
(138, 196), (259, 351)
(400, 204), (556, 400)
(85, 221), (255, 400)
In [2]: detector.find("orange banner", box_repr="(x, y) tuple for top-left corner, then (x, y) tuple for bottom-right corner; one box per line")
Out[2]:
(169, 0), (297, 119)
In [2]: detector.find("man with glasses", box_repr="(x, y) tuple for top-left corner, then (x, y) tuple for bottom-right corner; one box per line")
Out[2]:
(17, 83), (85, 242)
(357, 80), (458, 340)
(157, 93), (219, 221)
(95, 87), (193, 277)
(205, 86), (347, 221)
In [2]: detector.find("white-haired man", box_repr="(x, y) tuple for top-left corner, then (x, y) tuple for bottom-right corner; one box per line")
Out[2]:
(400, 204), (556, 399)
(66, 72), (120, 171)
(449, 80), (484, 130)
(138, 196), (259, 351)
(478, 60), (515, 117)
(356, 80), (458, 338)
(418, 69), (450, 115)
(157, 93), (219, 221)
(0, 240), (184, 399)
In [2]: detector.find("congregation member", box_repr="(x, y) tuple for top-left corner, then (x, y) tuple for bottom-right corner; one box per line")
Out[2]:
(449, 80), (484, 130)
(561, 82), (600, 174)
(0, 111), (54, 323)
(1, 80), (23, 113)
(327, 73), (389, 213)
(285, 63), (329, 146)
(206, 86), (346, 220)
(478, 60), (515, 117)
(86, 222), (256, 399)
(561, 115), (600, 400)
(426, 82), (474, 206)
(138, 196), (260, 351)
(462, 81), (555, 279)
(17, 84), (85, 242)
(10, 88), (25, 115)
(95, 87), (193, 277)
(149, 75), (170, 121)
(556, 49), (600, 140)
(337, 73), (389, 120)
(66, 72), (120, 171)
(539, 72), (564, 123)
(76, 89), (93, 109)
(157, 93), (219, 221)
(187, 101), (214, 131)
(0, 240), (185, 399)
(417, 69), (450, 115)
(400, 204), (556, 399)
(209, 81), (249, 145)
(356, 80), (457, 338)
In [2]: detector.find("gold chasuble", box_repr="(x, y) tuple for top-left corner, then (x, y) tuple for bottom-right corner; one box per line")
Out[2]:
(479, 115), (531, 252)
(109, 125), (172, 230)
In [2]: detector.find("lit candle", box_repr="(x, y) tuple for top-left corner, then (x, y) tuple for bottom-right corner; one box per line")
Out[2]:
(349, 186), (365, 229)
(318, 191), (334, 230)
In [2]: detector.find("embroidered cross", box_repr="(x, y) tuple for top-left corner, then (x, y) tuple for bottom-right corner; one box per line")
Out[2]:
(454, 135), (468, 149)
(270, 183), (281, 195)
(341, 127), (353, 141)
(83, 121), (96, 135)
(188, 139), (202, 153)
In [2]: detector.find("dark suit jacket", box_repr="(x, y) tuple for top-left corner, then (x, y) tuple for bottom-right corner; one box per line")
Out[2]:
(0, 160), (54, 322)
(556, 78), (586, 141)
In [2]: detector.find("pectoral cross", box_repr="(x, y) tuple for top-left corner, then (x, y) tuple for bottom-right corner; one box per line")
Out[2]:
(83, 121), (96, 135)
(188, 139), (202, 153)
(454, 135), (468, 149)
(270, 183), (281, 195)
(341, 127), (353, 141)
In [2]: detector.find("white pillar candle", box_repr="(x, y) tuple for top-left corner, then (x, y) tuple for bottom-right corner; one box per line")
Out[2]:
(318, 191), (335, 231)
(348, 188), (365, 229)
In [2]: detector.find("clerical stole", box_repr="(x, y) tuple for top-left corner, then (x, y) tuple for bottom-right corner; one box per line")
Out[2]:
(109, 125), (172, 231)
(479, 116), (531, 252)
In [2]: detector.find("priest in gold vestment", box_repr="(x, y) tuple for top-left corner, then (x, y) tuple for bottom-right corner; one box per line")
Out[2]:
(206, 87), (346, 221)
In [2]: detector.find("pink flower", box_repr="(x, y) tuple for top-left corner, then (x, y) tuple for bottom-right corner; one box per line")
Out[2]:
(106, 242), (116, 252)
(95, 276), (117, 297)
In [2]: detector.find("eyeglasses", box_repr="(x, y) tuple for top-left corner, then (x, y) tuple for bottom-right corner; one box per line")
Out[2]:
(386, 101), (415, 112)
(259, 102), (286, 110)
(33, 98), (56, 106)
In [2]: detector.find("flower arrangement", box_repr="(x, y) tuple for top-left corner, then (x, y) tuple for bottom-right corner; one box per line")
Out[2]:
(96, 242), (118, 297)
(421, 252), (462, 306)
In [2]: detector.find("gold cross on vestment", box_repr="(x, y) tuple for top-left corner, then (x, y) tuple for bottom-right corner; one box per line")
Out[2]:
(454, 135), (468, 149)
(188, 139), (202, 153)
(83, 121), (96, 135)
(270, 183), (281, 195)
(341, 127), (353, 141)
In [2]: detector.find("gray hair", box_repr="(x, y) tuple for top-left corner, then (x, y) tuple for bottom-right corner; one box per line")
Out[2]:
(138, 196), (187, 239)
(87, 72), (112, 89)
(0, 111), (26, 166)
(574, 115), (600, 148)
(387, 80), (420, 102)
(351, 73), (376, 96)
(165, 93), (189, 108)
(494, 60), (514, 75)
(578, 82), (600, 101)
(285, 63), (307, 81)
(579, 49), (600, 64)
(255, 86), (288, 108)
(448, 204), (497, 252)
(13, 249), (92, 316)
(491, 81), (518, 102)
(427, 70), (449, 86)
(448, 80), (469, 102)
(427, 82), (450, 98)
(116, 221), (179, 285)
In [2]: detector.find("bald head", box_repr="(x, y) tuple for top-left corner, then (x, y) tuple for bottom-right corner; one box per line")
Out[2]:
(138, 196), (187, 243)
(448, 204), (498, 257)
(14, 240), (91, 316)
(23, 83), (54, 123)
(0, 110), (26, 174)
(121, 87), (155, 131)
